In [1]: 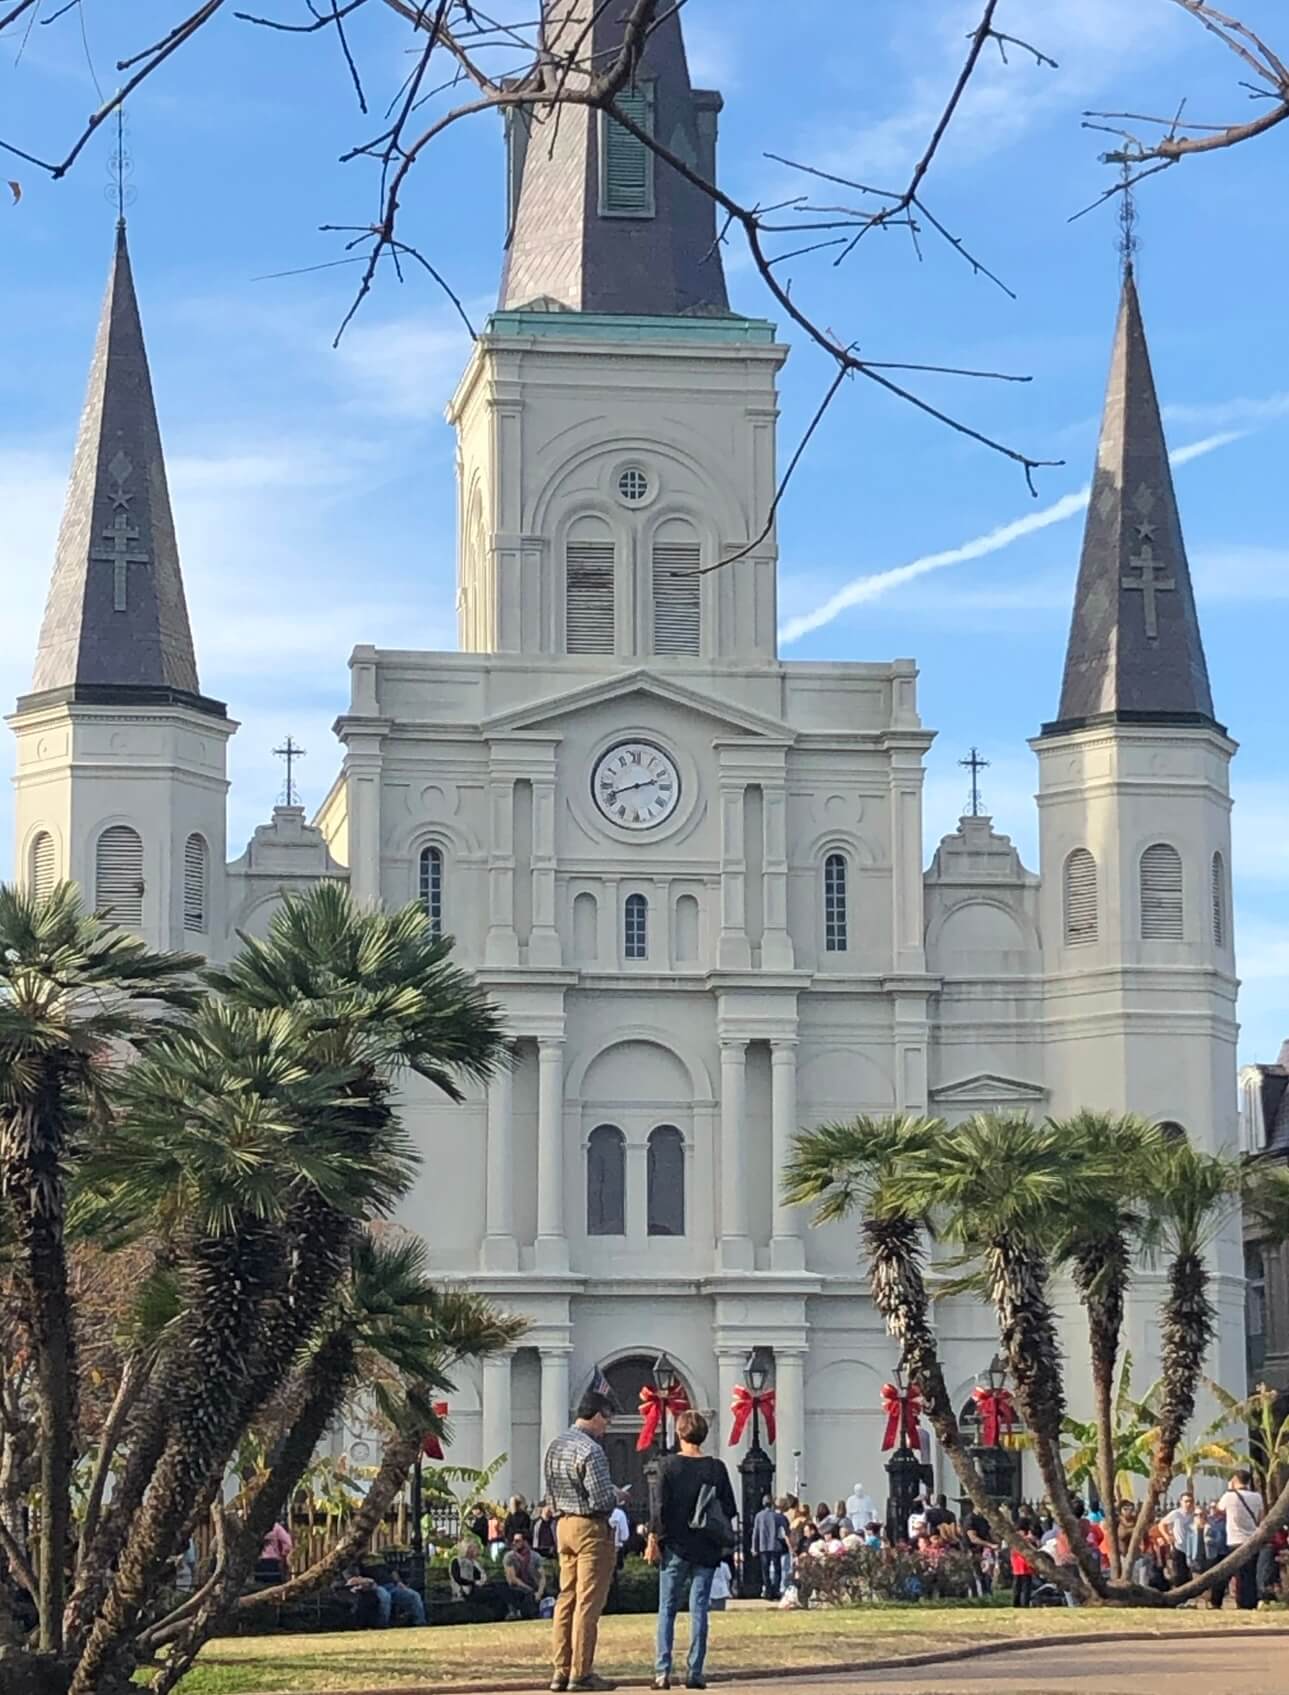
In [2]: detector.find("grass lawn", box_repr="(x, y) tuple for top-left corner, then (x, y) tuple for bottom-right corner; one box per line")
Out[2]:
(168, 1604), (1289, 1693)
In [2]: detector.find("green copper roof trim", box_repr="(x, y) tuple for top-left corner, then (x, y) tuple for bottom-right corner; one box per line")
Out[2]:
(485, 310), (779, 345)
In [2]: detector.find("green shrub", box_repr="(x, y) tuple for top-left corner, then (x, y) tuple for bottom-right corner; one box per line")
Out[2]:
(795, 1545), (980, 1607)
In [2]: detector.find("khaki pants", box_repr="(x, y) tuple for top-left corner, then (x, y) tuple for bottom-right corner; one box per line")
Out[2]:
(552, 1515), (616, 1680)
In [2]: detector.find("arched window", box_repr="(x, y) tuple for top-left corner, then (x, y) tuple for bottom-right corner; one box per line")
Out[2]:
(587, 1125), (626, 1236)
(419, 845), (444, 938)
(1063, 848), (1098, 945)
(652, 521), (700, 656)
(566, 519), (615, 654)
(573, 891), (598, 964)
(647, 1125), (685, 1237)
(673, 894), (699, 964)
(95, 825), (144, 929)
(624, 893), (648, 960)
(1140, 843), (1184, 940)
(28, 831), (55, 901)
(182, 833), (208, 933)
(823, 853), (848, 952)
(1157, 1120), (1187, 1145)
(1211, 851), (1227, 949)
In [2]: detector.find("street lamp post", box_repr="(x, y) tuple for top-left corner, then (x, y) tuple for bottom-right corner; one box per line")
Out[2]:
(968, 1353), (1019, 1511)
(644, 1351), (679, 1529)
(883, 1371), (923, 1546)
(737, 1349), (775, 1598)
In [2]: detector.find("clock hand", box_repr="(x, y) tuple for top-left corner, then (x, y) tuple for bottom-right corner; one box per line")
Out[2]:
(606, 777), (660, 799)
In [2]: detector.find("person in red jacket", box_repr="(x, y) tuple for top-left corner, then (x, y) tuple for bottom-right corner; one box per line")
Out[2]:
(1010, 1516), (1038, 1608)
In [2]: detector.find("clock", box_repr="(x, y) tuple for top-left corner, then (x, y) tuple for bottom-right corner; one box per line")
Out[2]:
(592, 741), (681, 830)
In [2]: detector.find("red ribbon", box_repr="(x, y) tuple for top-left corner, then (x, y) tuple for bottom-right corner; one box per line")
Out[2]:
(970, 1385), (1016, 1447)
(728, 1385), (777, 1447)
(421, 1402), (450, 1461)
(880, 1381), (923, 1452)
(636, 1383), (690, 1452)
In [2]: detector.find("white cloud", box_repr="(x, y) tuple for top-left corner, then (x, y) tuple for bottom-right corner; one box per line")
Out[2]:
(779, 427), (1248, 646)
(1164, 393), (1289, 430)
(331, 313), (478, 422)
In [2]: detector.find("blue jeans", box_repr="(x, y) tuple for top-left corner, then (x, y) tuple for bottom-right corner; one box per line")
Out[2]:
(655, 1550), (717, 1680)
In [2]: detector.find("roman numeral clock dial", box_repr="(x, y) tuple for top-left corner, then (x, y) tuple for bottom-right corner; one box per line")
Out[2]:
(591, 741), (681, 830)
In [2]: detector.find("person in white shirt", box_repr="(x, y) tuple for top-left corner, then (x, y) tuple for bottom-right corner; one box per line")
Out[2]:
(846, 1483), (878, 1525)
(608, 1502), (631, 1571)
(1217, 1469), (1265, 1610)
(906, 1494), (930, 1541)
(1158, 1491), (1198, 1583)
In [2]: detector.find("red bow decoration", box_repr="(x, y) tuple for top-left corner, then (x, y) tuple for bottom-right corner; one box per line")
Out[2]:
(636, 1383), (690, 1452)
(880, 1381), (923, 1452)
(728, 1385), (777, 1448)
(971, 1384), (1017, 1448)
(421, 1402), (450, 1461)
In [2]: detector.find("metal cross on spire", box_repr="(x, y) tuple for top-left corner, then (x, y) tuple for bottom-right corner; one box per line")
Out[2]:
(1117, 155), (1139, 277)
(960, 747), (989, 818)
(106, 98), (135, 228)
(273, 736), (306, 807)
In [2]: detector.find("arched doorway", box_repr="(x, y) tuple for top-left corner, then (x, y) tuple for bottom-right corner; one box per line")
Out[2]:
(597, 1355), (695, 1517)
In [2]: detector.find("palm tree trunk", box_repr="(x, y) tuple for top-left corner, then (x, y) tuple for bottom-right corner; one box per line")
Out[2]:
(1124, 1248), (1214, 1573)
(1091, 1365), (1122, 1581)
(985, 1237), (1105, 1596)
(1070, 1238), (1127, 1582)
(5, 1090), (79, 1654)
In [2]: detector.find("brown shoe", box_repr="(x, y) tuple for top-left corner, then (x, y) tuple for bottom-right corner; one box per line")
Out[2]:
(570, 1679), (616, 1692)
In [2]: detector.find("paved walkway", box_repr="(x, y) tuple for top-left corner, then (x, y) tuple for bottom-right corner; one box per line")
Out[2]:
(713, 1635), (1286, 1694)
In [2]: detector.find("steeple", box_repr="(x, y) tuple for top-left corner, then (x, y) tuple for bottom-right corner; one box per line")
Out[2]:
(21, 222), (223, 718)
(1043, 266), (1217, 736)
(499, 0), (730, 317)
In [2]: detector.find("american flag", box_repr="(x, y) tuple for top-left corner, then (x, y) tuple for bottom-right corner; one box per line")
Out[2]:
(589, 1365), (617, 1407)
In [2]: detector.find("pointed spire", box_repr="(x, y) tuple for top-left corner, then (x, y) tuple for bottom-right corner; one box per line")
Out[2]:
(499, 0), (729, 316)
(21, 222), (223, 717)
(1043, 266), (1219, 737)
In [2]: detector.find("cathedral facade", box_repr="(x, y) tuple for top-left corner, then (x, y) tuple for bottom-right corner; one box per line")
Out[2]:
(9, 4), (1245, 1505)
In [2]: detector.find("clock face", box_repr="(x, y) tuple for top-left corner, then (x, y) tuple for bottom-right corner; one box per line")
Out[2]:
(592, 741), (681, 831)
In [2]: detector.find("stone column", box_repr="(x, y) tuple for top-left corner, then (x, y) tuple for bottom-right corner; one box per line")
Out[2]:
(485, 774), (519, 966)
(718, 783), (751, 969)
(346, 742), (384, 907)
(889, 752), (927, 976)
(529, 775), (562, 967)
(537, 1038), (568, 1270)
(717, 1350), (746, 1465)
(774, 1348), (807, 1498)
(539, 1347), (572, 1463)
(482, 1060), (518, 1271)
(771, 1040), (805, 1270)
(720, 1040), (752, 1270)
(480, 1353), (513, 1500)
(761, 777), (795, 970)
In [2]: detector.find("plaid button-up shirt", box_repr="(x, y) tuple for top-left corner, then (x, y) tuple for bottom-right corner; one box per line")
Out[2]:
(543, 1424), (617, 1518)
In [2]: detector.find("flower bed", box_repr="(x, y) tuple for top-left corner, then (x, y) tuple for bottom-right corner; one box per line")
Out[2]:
(794, 1542), (980, 1606)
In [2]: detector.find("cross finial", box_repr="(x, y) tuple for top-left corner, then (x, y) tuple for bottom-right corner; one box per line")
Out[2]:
(959, 747), (989, 818)
(273, 736), (307, 807)
(106, 98), (135, 229)
(1118, 155), (1138, 278)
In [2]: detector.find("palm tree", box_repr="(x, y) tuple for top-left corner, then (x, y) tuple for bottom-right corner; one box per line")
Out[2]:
(0, 882), (199, 1655)
(68, 885), (508, 1695)
(883, 1112), (1106, 1595)
(782, 1114), (1066, 1585)
(1048, 1112), (1162, 1577)
(1122, 1142), (1243, 1572)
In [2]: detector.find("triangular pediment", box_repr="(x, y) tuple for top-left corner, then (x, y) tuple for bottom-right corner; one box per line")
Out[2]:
(930, 1072), (1047, 1107)
(482, 669), (795, 742)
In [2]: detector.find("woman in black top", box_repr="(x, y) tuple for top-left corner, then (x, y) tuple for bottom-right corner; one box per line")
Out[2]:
(465, 1504), (490, 1547)
(501, 1493), (532, 1542)
(645, 1409), (738, 1691)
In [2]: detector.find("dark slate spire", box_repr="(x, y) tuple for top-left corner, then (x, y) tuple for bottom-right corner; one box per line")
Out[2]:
(21, 222), (223, 717)
(1042, 267), (1218, 737)
(499, 0), (730, 316)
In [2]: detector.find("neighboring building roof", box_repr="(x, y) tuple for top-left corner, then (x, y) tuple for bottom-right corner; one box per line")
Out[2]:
(498, 0), (730, 316)
(20, 221), (223, 718)
(1042, 265), (1218, 738)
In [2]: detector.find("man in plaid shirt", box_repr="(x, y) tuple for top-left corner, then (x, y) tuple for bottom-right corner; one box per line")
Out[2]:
(543, 1388), (624, 1691)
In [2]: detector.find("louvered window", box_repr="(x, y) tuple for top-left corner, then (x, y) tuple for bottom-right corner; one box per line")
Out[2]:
(419, 845), (444, 938)
(624, 893), (648, 961)
(1140, 843), (1184, 940)
(566, 540), (615, 654)
(183, 833), (208, 932)
(95, 825), (144, 929)
(1063, 849), (1098, 945)
(29, 832), (55, 901)
(601, 86), (654, 216)
(652, 540), (701, 655)
(824, 853), (848, 952)
(1211, 851), (1226, 948)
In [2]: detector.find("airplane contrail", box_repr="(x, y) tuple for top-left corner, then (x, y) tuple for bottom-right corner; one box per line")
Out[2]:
(778, 429), (1249, 647)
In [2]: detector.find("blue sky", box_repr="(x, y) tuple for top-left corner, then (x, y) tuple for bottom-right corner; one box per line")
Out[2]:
(2, 0), (1286, 1064)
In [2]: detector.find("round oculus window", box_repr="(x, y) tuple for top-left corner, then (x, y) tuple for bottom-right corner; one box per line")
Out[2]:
(617, 467), (649, 504)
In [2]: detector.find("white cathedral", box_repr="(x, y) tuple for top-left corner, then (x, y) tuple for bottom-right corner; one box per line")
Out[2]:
(9, 4), (1245, 1505)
